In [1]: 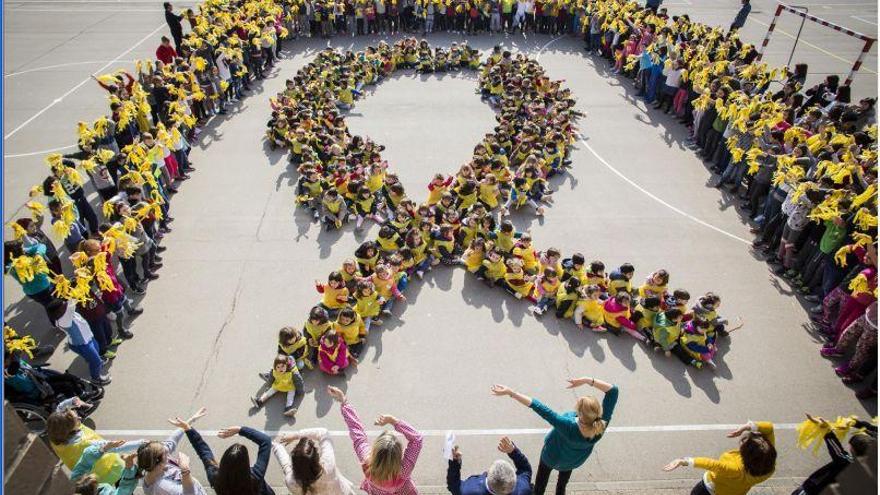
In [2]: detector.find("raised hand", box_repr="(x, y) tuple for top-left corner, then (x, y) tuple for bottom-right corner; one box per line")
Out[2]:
(327, 386), (346, 403)
(375, 414), (399, 426)
(497, 436), (515, 454)
(218, 426), (241, 439)
(490, 384), (512, 396)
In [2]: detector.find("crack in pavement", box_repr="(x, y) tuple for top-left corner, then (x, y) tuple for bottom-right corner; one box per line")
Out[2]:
(189, 262), (247, 408)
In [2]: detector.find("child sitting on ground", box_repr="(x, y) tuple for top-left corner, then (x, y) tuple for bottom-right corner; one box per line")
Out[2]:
(676, 319), (717, 370)
(251, 354), (303, 417)
(573, 284), (605, 331)
(529, 267), (560, 315)
(650, 308), (684, 357)
(260, 327), (310, 384)
(316, 271), (351, 317)
(303, 306), (331, 365)
(334, 307), (367, 361)
(318, 330), (350, 375)
(603, 292), (646, 341)
(608, 262), (635, 296)
(632, 296), (662, 340)
(354, 279), (384, 330)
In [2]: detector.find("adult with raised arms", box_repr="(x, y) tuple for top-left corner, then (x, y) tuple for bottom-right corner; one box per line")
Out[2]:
(273, 427), (357, 495)
(327, 385), (424, 495)
(663, 420), (777, 495)
(490, 376), (619, 495)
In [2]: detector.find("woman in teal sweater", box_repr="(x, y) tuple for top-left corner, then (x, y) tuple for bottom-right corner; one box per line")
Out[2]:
(491, 376), (619, 495)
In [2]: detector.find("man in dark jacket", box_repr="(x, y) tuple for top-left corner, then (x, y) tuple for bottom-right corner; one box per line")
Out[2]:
(447, 437), (532, 495)
(164, 2), (185, 52)
(792, 414), (876, 494)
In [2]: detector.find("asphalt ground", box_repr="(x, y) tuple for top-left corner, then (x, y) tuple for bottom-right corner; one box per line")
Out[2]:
(3, 0), (878, 492)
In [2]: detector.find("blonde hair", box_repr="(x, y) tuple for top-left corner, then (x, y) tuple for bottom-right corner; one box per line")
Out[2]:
(575, 396), (606, 438)
(366, 431), (402, 484)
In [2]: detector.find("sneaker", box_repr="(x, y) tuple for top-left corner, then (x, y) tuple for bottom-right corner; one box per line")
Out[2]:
(156, 246), (168, 253)
(95, 374), (112, 385)
(381, 309), (392, 316)
(110, 338), (124, 346)
(103, 350), (117, 360)
(372, 319), (383, 326)
(133, 285), (147, 295)
(129, 307), (144, 316)
(820, 347), (843, 358)
(804, 295), (820, 303)
(146, 273), (160, 281)
(283, 406), (298, 417)
(416, 270), (424, 279)
(834, 364), (851, 377)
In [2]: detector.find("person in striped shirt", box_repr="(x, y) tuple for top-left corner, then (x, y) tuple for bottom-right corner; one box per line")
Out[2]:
(327, 386), (423, 495)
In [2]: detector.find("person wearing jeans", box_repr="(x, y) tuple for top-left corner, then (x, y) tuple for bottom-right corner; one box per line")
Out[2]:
(491, 376), (619, 495)
(48, 299), (111, 384)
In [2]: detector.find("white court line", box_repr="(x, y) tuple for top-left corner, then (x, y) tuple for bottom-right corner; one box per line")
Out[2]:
(3, 23), (164, 140)
(4, 144), (77, 158)
(98, 423), (801, 437)
(579, 136), (752, 245)
(6, 0), (197, 3)
(8, 7), (159, 11)
(851, 15), (878, 26)
(5, 59), (138, 78)
(534, 34), (565, 61)
(532, 36), (752, 245)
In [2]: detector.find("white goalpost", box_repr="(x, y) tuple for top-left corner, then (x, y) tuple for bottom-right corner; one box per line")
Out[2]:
(755, 2), (876, 87)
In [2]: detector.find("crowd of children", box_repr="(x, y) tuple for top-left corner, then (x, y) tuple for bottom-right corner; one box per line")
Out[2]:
(261, 35), (749, 420)
(4, 0), (291, 392)
(283, 0), (600, 39)
(578, 0), (877, 398)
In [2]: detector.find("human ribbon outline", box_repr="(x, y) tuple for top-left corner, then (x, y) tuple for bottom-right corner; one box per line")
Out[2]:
(266, 38), (727, 375)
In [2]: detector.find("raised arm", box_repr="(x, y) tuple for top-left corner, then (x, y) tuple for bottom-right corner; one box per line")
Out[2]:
(327, 386), (371, 463)
(446, 446), (463, 495)
(238, 427), (273, 480)
(272, 442), (296, 492)
(393, 418), (423, 479)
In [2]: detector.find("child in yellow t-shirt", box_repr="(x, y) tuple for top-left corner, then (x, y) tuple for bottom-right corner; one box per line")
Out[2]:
(251, 355), (303, 417)
(316, 271), (350, 316)
(334, 307), (367, 360)
(574, 284), (605, 331)
(529, 267), (560, 315)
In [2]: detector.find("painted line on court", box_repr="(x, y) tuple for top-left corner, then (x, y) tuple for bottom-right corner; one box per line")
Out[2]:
(751, 18), (878, 75)
(8, 7), (160, 12)
(5, 59), (140, 78)
(579, 136), (752, 245)
(98, 423), (801, 437)
(534, 35), (565, 61)
(3, 23), (164, 140)
(851, 15), (878, 26)
(4, 143), (77, 158)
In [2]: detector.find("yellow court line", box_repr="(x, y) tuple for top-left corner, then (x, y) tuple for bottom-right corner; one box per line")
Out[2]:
(752, 18), (878, 75)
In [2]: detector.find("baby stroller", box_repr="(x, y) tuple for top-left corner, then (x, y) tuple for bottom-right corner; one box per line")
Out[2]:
(5, 357), (103, 436)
